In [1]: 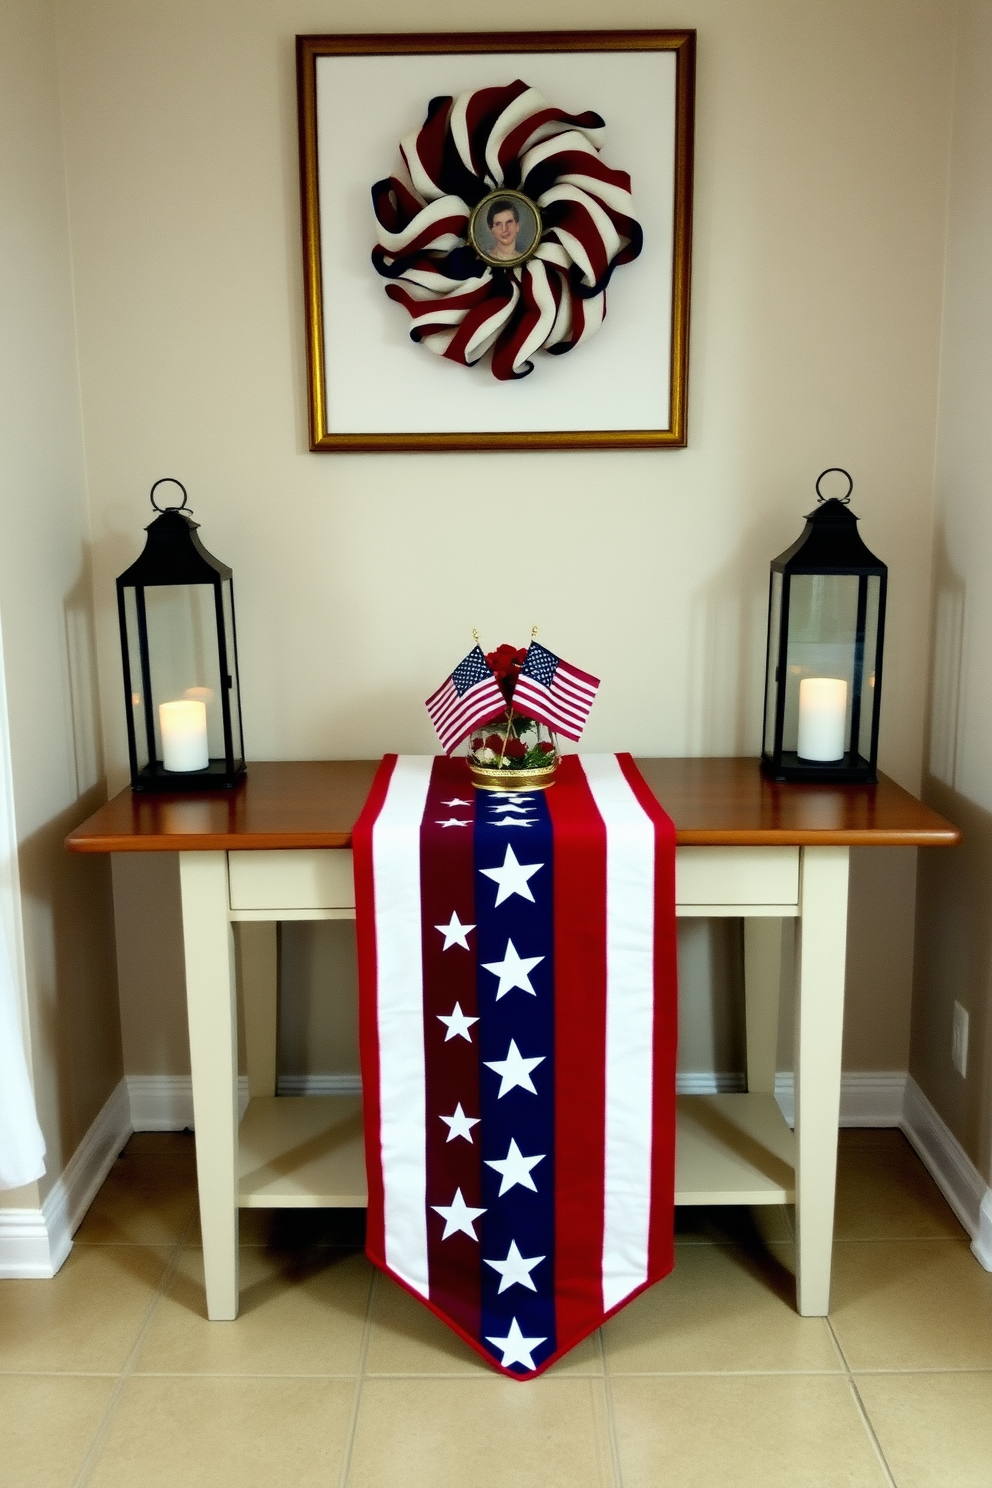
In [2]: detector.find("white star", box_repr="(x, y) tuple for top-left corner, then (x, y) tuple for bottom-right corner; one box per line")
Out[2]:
(484, 1039), (545, 1098)
(436, 1001), (479, 1042)
(436, 818), (471, 828)
(492, 817), (535, 828)
(484, 1240), (545, 1293)
(485, 1316), (547, 1371)
(501, 794), (533, 804)
(434, 911), (475, 951)
(441, 798), (472, 807)
(479, 844), (543, 906)
(489, 801), (533, 814)
(431, 1187), (486, 1240)
(485, 1138), (545, 1195)
(481, 939), (544, 1000)
(439, 1103), (480, 1143)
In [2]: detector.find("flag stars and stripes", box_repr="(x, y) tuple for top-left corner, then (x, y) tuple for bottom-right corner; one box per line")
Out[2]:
(485, 1137), (545, 1195)
(439, 1103), (480, 1143)
(479, 844), (544, 905)
(436, 1002), (479, 1041)
(485, 1317), (547, 1371)
(484, 1039), (545, 1097)
(431, 1187), (487, 1240)
(425, 644), (506, 754)
(434, 911), (475, 950)
(484, 1241), (545, 1294)
(512, 641), (600, 743)
(481, 939), (544, 999)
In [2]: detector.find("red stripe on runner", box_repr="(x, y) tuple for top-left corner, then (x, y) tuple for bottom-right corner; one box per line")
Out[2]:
(420, 757), (482, 1343)
(545, 755), (608, 1351)
(615, 753), (678, 1284)
(354, 753), (399, 1270)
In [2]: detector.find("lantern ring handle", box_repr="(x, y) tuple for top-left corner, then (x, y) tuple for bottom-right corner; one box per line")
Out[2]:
(150, 478), (190, 513)
(815, 468), (853, 504)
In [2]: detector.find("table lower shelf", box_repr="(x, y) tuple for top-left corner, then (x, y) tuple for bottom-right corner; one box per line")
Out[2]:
(237, 1091), (795, 1210)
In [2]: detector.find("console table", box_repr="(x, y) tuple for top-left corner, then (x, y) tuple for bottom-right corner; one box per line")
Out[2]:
(65, 758), (958, 1323)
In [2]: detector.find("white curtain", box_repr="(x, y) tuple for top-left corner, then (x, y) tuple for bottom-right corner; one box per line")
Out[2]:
(0, 914), (45, 1189)
(0, 636), (45, 1188)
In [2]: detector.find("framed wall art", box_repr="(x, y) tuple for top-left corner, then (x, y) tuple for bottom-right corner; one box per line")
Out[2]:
(296, 30), (695, 452)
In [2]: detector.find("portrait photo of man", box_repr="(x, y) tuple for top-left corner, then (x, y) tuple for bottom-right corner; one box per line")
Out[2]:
(471, 192), (540, 266)
(488, 199), (522, 259)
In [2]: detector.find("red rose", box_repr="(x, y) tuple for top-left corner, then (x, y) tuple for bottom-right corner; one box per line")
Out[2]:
(485, 642), (527, 702)
(471, 737), (484, 750)
(537, 740), (554, 754)
(485, 734), (504, 753)
(503, 738), (527, 758)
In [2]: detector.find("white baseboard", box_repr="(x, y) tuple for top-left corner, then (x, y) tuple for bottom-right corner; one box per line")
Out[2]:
(127, 1074), (249, 1130)
(7, 1069), (991, 1280)
(902, 1075), (992, 1270)
(774, 1070), (908, 1129)
(0, 1077), (132, 1279)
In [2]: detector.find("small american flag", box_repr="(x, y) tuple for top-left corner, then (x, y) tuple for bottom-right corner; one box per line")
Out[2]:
(513, 642), (600, 743)
(426, 645), (506, 754)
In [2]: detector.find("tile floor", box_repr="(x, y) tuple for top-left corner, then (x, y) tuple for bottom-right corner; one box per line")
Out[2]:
(2, 1128), (991, 1487)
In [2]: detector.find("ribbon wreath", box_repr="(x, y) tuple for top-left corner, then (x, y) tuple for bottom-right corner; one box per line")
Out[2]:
(371, 81), (644, 381)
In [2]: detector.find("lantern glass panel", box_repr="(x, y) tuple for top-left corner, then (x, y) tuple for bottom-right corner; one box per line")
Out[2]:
(857, 577), (882, 761)
(219, 576), (244, 764)
(780, 573), (859, 755)
(121, 587), (149, 774)
(141, 584), (227, 762)
(762, 570), (783, 756)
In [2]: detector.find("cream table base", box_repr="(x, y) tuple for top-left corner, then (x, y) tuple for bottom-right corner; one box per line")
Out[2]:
(178, 844), (848, 1322)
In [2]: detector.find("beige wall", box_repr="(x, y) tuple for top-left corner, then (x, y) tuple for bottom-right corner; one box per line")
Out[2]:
(55, 0), (956, 1084)
(0, 0), (122, 1204)
(912, 0), (992, 1182)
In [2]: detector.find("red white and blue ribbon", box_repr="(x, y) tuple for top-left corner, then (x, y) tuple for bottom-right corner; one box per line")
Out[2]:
(371, 81), (643, 381)
(354, 753), (677, 1378)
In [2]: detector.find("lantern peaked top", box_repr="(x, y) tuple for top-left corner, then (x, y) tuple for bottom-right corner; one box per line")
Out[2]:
(770, 470), (886, 577)
(116, 479), (232, 589)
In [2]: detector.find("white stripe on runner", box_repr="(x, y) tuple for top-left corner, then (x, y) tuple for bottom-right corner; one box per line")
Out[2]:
(372, 754), (434, 1296)
(579, 754), (656, 1312)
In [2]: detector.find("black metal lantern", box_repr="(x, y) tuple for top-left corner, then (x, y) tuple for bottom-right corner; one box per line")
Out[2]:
(116, 480), (246, 792)
(761, 469), (887, 784)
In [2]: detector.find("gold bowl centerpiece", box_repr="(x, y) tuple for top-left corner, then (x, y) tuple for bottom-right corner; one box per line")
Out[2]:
(466, 643), (559, 791)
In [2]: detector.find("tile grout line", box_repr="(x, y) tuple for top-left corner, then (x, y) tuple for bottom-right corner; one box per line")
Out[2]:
(596, 1329), (626, 1488)
(69, 1208), (197, 1488)
(826, 1317), (899, 1488)
(337, 1261), (377, 1488)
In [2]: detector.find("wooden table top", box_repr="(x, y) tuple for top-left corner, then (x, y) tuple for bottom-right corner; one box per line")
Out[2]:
(64, 758), (960, 853)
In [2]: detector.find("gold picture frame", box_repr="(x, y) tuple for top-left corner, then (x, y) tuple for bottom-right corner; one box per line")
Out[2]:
(297, 30), (695, 452)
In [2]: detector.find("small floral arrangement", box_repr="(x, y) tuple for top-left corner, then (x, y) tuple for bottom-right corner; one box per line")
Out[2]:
(468, 643), (558, 774)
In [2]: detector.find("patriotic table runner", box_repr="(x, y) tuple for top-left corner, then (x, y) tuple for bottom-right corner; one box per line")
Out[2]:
(353, 753), (677, 1378)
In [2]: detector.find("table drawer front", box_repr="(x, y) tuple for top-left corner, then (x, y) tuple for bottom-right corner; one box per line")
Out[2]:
(229, 850), (355, 912)
(675, 847), (799, 906)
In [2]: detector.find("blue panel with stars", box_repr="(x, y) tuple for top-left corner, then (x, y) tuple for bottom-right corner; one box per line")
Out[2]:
(474, 790), (556, 1373)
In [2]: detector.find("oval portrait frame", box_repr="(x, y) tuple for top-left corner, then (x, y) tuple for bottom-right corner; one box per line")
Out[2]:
(468, 189), (543, 269)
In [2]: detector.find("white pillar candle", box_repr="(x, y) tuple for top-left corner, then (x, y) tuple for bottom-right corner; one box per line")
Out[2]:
(797, 677), (848, 762)
(159, 699), (209, 772)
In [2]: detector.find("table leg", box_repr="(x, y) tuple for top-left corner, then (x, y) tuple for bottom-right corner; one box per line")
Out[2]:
(179, 851), (240, 1320)
(794, 846), (850, 1316)
(743, 918), (783, 1095)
